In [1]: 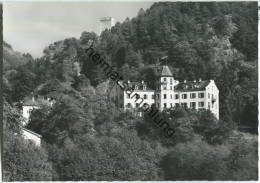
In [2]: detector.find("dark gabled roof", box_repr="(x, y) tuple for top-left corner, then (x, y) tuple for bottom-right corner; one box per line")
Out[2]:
(160, 65), (172, 77)
(175, 80), (210, 92)
(128, 81), (153, 91)
(23, 96), (39, 106)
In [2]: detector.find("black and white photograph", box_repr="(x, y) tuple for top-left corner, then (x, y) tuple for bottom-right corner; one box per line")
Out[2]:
(2, 1), (258, 181)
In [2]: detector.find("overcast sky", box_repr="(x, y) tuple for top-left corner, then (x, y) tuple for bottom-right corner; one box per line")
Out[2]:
(4, 2), (153, 58)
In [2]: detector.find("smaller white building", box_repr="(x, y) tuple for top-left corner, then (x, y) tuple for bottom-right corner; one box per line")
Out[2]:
(22, 95), (54, 126)
(22, 128), (42, 146)
(21, 94), (55, 146)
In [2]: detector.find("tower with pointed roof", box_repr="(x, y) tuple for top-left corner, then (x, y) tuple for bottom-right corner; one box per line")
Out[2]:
(155, 64), (179, 110)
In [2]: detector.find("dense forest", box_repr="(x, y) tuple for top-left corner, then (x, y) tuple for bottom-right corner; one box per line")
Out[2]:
(3, 2), (258, 181)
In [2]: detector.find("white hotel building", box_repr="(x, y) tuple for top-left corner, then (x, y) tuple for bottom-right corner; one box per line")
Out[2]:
(109, 64), (219, 119)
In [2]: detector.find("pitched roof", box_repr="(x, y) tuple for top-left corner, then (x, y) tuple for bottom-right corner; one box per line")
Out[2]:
(22, 128), (42, 138)
(175, 80), (210, 92)
(23, 95), (54, 106)
(128, 81), (153, 91)
(160, 65), (172, 77)
(23, 96), (39, 106)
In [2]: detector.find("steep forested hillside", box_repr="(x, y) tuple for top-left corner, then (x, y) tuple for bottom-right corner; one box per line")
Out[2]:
(3, 41), (33, 70)
(14, 2), (256, 130)
(3, 2), (258, 181)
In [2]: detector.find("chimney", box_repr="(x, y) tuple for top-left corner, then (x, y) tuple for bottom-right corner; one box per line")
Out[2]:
(194, 80), (196, 83)
(199, 78), (202, 82)
(184, 80), (186, 83)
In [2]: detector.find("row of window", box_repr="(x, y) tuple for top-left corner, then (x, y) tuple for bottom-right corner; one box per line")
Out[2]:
(124, 94), (153, 99)
(177, 93), (205, 99)
(157, 86), (174, 90)
(158, 102), (205, 108)
(135, 85), (147, 90)
(126, 102), (205, 109)
(126, 101), (217, 109)
(122, 92), (214, 101)
(163, 93), (205, 100)
(163, 77), (173, 84)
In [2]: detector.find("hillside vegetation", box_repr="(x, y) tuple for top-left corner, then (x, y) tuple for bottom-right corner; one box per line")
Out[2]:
(3, 2), (258, 181)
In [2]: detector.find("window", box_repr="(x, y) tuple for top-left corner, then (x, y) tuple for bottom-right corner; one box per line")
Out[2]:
(136, 103), (139, 108)
(191, 102), (196, 109)
(182, 94), (187, 99)
(144, 94), (147, 99)
(164, 86), (167, 90)
(152, 95), (155, 99)
(164, 103), (167, 108)
(199, 93), (204, 98)
(164, 78), (166, 81)
(208, 93), (210, 98)
(190, 93), (196, 99)
(175, 94), (179, 99)
(28, 109), (32, 115)
(170, 78), (173, 84)
(120, 94), (123, 99)
(208, 102), (210, 109)
(170, 103), (173, 107)
(199, 102), (204, 107)
(127, 103), (131, 108)
(170, 94), (172, 99)
(170, 86), (172, 90)
(143, 85), (146, 90)
(135, 85), (139, 90)
(157, 103), (160, 108)
(164, 94), (167, 99)
(181, 103), (187, 108)
(157, 94), (160, 99)
(175, 103), (180, 107)
(136, 94), (140, 99)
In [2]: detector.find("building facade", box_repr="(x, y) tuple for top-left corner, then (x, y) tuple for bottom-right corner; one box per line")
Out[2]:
(109, 65), (219, 119)
(21, 95), (55, 146)
(22, 95), (54, 125)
